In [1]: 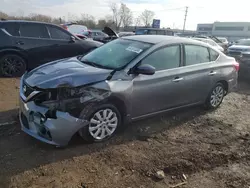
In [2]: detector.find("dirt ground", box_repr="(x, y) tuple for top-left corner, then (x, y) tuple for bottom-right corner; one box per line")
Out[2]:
(0, 78), (250, 188)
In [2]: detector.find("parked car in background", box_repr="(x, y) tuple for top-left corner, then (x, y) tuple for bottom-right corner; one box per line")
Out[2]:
(61, 23), (89, 39)
(227, 39), (250, 80)
(87, 30), (109, 42)
(135, 28), (174, 36)
(192, 37), (224, 52)
(192, 35), (228, 51)
(227, 39), (250, 60)
(218, 37), (229, 46)
(0, 20), (103, 77)
(96, 27), (119, 43)
(19, 35), (238, 146)
(118, 32), (135, 37)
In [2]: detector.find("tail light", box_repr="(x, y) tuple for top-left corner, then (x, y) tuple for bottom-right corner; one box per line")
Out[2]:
(233, 61), (240, 71)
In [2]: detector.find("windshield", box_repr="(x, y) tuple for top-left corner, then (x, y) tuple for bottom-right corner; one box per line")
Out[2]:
(81, 38), (152, 69)
(237, 40), (250, 46)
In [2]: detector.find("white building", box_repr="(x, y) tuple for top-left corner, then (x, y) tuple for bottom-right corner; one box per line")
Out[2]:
(197, 22), (250, 41)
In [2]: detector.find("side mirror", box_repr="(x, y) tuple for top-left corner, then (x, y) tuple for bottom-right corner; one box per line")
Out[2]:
(70, 36), (76, 42)
(133, 64), (155, 75)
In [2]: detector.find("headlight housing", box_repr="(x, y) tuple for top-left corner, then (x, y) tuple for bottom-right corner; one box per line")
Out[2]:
(39, 86), (111, 113)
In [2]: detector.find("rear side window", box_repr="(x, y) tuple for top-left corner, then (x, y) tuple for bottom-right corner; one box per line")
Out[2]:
(20, 23), (49, 38)
(210, 48), (220, 61)
(185, 45), (210, 66)
(2, 23), (20, 36)
(47, 26), (71, 40)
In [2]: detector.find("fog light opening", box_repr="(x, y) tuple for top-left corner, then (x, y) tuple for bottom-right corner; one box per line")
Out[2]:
(45, 109), (57, 119)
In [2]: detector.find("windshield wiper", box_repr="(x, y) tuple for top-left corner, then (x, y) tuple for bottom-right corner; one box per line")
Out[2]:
(80, 59), (114, 70)
(81, 60), (98, 68)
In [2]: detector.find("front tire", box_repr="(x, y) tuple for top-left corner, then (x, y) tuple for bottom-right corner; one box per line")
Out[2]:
(205, 83), (225, 110)
(0, 54), (27, 77)
(78, 103), (122, 143)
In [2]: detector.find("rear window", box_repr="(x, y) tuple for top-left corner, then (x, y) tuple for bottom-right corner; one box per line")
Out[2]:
(2, 23), (20, 36)
(47, 26), (71, 40)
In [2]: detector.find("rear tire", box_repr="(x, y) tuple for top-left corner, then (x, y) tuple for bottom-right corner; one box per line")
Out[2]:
(205, 83), (225, 110)
(0, 54), (26, 77)
(78, 103), (122, 143)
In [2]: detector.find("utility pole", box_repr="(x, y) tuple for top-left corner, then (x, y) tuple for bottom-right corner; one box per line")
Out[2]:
(183, 6), (188, 33)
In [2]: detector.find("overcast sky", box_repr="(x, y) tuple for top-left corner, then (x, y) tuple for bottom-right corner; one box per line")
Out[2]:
(1, 0), (249, 30)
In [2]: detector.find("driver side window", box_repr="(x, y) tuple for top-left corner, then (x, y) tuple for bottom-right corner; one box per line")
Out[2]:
(141, 45), (181, 71)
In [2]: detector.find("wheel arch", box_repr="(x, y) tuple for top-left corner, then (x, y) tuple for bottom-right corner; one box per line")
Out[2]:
(217, 80), (228, 95)
(0, 49), (28, 63)
(106, 96), (128, 123)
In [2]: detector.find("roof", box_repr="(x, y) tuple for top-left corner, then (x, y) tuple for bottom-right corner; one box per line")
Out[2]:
(0, 20), (59, 27)
(193, 37), (213, 42)
(122, 35), (207, 46)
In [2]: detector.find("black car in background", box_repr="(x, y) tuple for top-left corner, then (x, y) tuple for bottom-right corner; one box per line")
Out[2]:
(227, 39), (250, 80)
(0, 20), (103, 77)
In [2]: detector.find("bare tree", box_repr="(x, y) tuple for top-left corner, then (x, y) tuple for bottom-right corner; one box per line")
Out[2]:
(140, 10), (155, 27)
(97, 16), (114, 29)
(78, 14), (96, 28)
(29, 13), (52, 23)
(0, 11), (8, 20)
(134, 16), (142, 27)
(109, 2), (122, 31)
(67, 12), (79, 22)
(120, 3), (133, 28)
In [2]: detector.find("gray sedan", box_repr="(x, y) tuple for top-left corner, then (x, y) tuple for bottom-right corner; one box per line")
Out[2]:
(19, 35), (239, 147)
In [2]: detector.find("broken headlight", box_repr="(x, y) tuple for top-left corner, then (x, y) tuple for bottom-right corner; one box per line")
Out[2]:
(39, 87), (111, 113)
(58, 87), (111, 103)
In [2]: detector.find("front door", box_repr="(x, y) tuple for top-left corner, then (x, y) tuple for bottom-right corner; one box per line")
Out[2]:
(131, 45), (186, 118)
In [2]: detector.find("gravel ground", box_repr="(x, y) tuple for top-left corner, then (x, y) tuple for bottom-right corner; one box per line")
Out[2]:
(0, 78), (249, 188)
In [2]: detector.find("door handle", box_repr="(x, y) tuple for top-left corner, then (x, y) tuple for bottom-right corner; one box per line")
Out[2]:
(208, 71), (217, 76)
(172, 77), (183, 82)
(16, 41), (24, 45)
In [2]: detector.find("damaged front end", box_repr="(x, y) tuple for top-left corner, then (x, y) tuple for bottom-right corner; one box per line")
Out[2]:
(19, 75), (111, 146)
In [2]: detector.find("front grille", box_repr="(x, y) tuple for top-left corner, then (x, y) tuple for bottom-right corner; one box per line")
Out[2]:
(20, 112), (29, 129)
(23, 82), (35, 97)
(228, 51), (241, 56)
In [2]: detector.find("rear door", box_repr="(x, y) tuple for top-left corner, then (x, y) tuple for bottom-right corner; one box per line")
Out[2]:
(180, 44), (214, 104)
(17, 22), (53, 68)
(46, 25), (90, 60)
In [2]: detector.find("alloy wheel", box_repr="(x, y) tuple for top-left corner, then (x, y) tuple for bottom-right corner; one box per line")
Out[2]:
(89, 109), (118, 140)
(0, 55), (25, 77)
(210, 85), (224, 107)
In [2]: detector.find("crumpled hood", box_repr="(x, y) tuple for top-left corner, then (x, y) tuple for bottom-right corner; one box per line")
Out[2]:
(228, 45), (250, 51)
(24, 57), (112, 89)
